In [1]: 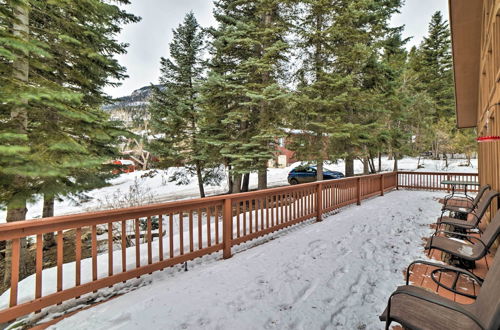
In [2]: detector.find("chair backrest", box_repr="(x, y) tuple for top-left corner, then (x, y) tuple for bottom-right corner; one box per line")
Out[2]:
(479, 209), (500, 249)
(474, 249), (500, 329)
(473, 184), (491, 206)
(471, 190), (500, 225)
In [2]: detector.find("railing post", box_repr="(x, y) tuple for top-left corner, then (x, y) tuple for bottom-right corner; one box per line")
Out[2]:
(396, 171), (399, 190)
(380, 174), (384, 196)
(316, 183), (323, 221)
(223, 198), (232, 259)
(356, 177), (361, 205)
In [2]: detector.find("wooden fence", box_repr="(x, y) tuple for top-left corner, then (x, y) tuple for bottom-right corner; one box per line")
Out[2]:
(0, 171), (476, 323)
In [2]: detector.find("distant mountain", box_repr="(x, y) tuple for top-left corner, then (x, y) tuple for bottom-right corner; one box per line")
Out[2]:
(103, 85), (160, 127)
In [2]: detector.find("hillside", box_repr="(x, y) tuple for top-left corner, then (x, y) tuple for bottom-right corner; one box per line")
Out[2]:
(103, 85), (160, 127)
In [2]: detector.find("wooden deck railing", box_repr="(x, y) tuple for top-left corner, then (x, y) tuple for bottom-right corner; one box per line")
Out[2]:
(0, 170), (476, 323)
(397, 171), (479, 192)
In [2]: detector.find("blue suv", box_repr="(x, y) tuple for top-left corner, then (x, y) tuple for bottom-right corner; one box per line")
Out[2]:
(288, 166), (345, 185)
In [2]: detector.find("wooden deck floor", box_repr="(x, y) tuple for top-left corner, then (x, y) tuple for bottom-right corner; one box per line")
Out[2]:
(392, 198), (496, 329)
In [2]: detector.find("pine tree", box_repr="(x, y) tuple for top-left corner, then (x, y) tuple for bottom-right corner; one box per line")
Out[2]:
(376, 29), (413, 171)
(409, 11), (460, 159)
(0, 0), (139, 287)
(148, 12), (215, 198)
(414, 11), (454, 120)
(316, 0), (403, 176)
(202, 0), (290, 191)
(288, 0), (351, 180)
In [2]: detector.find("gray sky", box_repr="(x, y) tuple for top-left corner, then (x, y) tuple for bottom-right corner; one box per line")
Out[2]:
(104, 0), (449, 98)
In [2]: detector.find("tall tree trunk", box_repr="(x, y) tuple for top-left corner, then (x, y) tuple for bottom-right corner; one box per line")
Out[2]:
(316, 160), (323, 181)
(378, 152), (382, 172)
(258, 166), (267, 190)
(4, 2), (30, 290)
(363, 157), (369, 175)
(368, 157), (376, 174)
(43, 195), (56, 250)
(195, 162), (205, 198)
(345, 156), (354, 177)
(227, 164), (233, 194)
(393, 152), (399, 172)
(241, 173), (250, 192)
(232, 174), (242, 194)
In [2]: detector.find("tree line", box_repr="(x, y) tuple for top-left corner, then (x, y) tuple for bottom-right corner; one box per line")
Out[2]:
(148, 2), (475, 198)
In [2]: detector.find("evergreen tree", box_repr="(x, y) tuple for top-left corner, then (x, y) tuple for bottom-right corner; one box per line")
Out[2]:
(414, 11), (454, 120)
(148, 12), (214, 198)
(321, 0), (402, 176)
(202, 0), (290, 191)
(0, 0), (139, 287)
(288, 0), (351, 180)
(409, 11), (468, 159)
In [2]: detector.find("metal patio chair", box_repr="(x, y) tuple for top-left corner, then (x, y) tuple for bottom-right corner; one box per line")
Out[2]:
(427, 209), (500, 268)
(435, 190), (500, 234)
(380, 250), (500, 330)
(441, 184), (491, 214)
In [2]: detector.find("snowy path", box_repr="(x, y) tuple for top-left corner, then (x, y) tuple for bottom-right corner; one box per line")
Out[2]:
(48, 191), (441, 330)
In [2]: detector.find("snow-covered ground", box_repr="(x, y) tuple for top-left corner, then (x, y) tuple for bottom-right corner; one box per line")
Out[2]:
(43, 190), (441, 330)
(0, 157), (477, 223)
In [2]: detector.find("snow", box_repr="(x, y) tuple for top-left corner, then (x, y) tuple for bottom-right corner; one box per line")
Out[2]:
(0, 157), (477, 223)
(37, 190), (441, 330)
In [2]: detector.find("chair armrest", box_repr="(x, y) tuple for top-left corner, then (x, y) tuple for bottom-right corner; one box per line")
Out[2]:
(406, 260), (483, 286)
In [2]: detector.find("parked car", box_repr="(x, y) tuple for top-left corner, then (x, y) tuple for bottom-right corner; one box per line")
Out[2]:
(287, 166), (344, 185)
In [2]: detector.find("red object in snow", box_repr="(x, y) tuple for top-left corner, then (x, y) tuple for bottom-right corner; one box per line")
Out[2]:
(112, 159), (136, 173)
(476, 136), (500, 142)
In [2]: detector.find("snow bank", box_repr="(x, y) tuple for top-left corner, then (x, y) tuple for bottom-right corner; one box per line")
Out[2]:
(46, 190), (441, 330)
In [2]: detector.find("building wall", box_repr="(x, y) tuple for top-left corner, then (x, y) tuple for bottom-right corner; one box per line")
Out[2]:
(477, 0), (500, 201)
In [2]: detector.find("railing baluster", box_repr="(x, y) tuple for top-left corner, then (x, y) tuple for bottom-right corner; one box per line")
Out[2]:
(158, 215), (163, 261)
(207, 207), (212, 247)
(108, 222), (113, 277)
(9, 238), (20, 308)
(169, 214), (174, 258)
(265, 196), (269, 228)
(135, 219), (140, 268)
(198, 209), (202, 250)
(272, 195), (276, 226)
(92, 225), (98, 282)
(215, 206), (220, 244)
(242, 201), (246, 236)
(147, 217), (152, 265)
(179, 212), (184, 255)
(35, 234), (43, 302)
(255, 199), (259, 230)
(189, 210), (194, 252)
(236, 202), (241, 238)
(75, 227), (82, 287)
(249, 199), (253, 234)
(121, 221), (126, 274)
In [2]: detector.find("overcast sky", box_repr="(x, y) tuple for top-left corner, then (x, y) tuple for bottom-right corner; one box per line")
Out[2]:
(104, 0), (450, 98)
